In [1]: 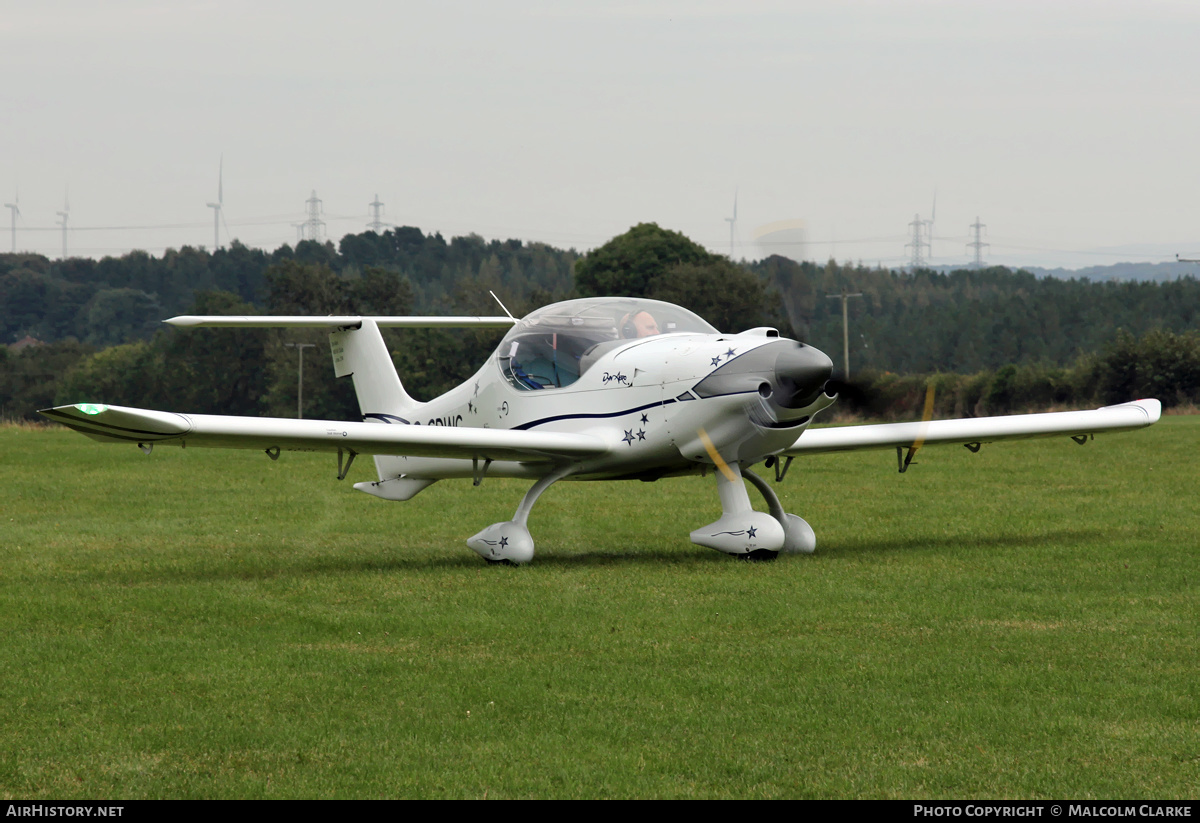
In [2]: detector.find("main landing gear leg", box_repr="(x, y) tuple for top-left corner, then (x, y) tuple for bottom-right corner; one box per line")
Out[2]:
(690, 462), (785, 559)
(742, 468), (817, 555)
(467, 464), (573, 565)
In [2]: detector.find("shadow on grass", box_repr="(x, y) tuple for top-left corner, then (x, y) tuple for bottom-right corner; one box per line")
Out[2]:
(77, 526), (1113, 587)
(86, 544), (728, 586)
(823, 526), (1111, 557)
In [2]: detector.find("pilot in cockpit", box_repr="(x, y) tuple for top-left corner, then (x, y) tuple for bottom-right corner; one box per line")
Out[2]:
(620, 310), (661, 338)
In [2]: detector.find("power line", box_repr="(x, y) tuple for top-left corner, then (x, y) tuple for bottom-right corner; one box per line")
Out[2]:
(967, 217), (989, 268)
(367, 194), (387, 233)
(906, 213), (930, 269)
(301, 190), (325, 242)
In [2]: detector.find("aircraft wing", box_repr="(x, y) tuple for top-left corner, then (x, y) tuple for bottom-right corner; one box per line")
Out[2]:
(165, 315), (516, 328)
(39, 404), (608, 463)
(784, 399), (1161, 455)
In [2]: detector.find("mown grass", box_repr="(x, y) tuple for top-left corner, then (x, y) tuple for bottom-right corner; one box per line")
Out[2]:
(0, 419), (1196, 798)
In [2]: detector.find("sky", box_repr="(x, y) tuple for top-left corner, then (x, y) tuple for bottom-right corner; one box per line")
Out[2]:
(2, 0), (1199, 269)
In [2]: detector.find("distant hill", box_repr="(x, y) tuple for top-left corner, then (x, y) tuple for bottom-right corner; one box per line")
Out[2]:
(922, 260), (1198, 282)
(1022, 261), (1198, 282)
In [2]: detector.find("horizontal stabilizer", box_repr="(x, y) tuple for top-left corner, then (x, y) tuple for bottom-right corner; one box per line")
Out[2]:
(40, 404), (608, 463)
(785, 399), (1161, 455)
(165, 315), (516, 329)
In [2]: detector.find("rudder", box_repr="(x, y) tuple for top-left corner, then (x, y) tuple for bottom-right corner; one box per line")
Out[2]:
(330, 319), (417, 420)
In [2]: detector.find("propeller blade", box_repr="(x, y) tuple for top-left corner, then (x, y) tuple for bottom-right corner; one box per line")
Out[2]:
(823, 376), (875, 413)
(897, 383), (936, 473)
(697, 427), (738, 482)
(910, 383), (936, 454)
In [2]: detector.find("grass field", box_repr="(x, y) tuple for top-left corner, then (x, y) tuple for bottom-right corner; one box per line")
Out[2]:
(1, 417), (1196, 799)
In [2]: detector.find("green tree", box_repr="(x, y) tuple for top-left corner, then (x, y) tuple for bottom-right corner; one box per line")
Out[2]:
(574, 223), (715, 297)
(346, 266), (416, 316)
(0, 340), (95, 420)
(757, 255), (819, 339)
(648, 260), (774, 332)
(157, 291), (270, 415)
(78, 288), (163, 347)
(55, 340), (163, 409)
(1092, 328), (1200, 407)
(0, 267), (51, 341)
(264, 260), (346, 314)
(294, 239), (341, 270)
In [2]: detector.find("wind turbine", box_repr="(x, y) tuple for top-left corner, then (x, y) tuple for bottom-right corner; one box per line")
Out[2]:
(3, 191), (18, 253)
(56, 190), (70, 259)
(206, 157), (224, 251)
(724, 189), (738, 258)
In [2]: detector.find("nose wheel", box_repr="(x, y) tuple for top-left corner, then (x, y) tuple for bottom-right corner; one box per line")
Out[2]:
(742, 467), (816, 554)
(689, 462), (786, 556)
(690, 463), (815, 557)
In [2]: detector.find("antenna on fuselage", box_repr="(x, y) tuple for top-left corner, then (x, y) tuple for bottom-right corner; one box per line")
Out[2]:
(489, 290), (516, 321)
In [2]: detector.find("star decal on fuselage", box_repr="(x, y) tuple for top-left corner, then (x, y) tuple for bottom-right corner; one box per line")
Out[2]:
(710, 347), (738, 368)
(623, 430), (635, 446)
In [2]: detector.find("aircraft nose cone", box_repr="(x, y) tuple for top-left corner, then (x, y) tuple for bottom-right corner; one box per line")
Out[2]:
(772, 344), (833, 409)
(691, 339), (833, 415)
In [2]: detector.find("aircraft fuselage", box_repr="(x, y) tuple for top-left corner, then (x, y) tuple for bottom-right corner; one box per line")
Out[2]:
(370, 327), (835, 482)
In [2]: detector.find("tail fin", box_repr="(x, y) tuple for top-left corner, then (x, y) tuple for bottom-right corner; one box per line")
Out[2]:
(162, 311), (518, 500)
(166, 312), (515, 421)
(330, 319), (417, 420)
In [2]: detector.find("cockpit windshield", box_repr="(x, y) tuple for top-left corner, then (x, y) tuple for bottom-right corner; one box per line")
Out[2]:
(497, 297), (718, 390)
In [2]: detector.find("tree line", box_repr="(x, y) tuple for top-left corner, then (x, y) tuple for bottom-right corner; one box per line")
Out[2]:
(2, 223), (1198, 421)
(0, 229), (577, 346)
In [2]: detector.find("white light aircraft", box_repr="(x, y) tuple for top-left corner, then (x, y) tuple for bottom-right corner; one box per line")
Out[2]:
(42, 296), (1161, 564)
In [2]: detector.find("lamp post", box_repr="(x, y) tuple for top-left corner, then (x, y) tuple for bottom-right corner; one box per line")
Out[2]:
(283, 342), (316, 419)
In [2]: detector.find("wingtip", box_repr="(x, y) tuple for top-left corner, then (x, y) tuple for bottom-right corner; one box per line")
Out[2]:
(1107, 398), (1162, 425)
(1135, 398), (1162, 424)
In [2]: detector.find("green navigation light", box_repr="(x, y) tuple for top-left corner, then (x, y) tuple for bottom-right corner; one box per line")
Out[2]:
(76, 404), (108, 416)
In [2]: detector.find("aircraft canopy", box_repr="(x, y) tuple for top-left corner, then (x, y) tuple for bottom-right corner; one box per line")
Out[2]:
(497, 297), (718, 390)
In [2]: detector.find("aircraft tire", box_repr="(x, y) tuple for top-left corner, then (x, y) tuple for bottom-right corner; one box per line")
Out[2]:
(739, 549), (779, 562)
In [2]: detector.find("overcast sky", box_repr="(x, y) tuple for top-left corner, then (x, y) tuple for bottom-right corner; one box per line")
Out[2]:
(2, 0), (1198, 269)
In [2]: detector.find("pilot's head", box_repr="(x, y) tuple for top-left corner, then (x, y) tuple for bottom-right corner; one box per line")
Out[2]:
(621, 310), (660, 338)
